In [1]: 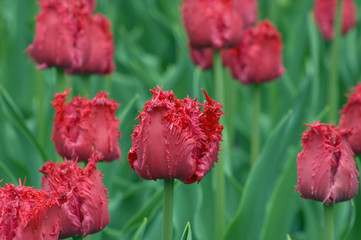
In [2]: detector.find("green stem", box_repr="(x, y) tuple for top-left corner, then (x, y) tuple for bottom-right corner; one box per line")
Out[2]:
(56, 68), (65, 92)
(213, 51), (225, 240)
(251, 84), (261, 167)
(72, 234), (83, 240)
(82, 75), (91, 97)
(324, 205), (334, 240)
(36, 71), (45, 148)
(328, 0), (342, 124)
(162, 179), (174, 240)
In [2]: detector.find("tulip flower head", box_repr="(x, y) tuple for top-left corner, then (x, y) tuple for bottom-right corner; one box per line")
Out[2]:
(339, 84), (361, 155)
(182, 0), (246, 49)
(313, 0), (357, 40)
(51, 89), (121, 162)
(189, 47), (214, 71)
(0, 181), (62, 240)
(39, 151), (110, 238)
(222, 20), (284, 85)
(296, 122), (359, 205)
(27, 0), (115, 75)
(128, 86), (224, 184)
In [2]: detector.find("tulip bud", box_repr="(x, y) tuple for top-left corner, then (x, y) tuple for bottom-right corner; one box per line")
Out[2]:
(339, 84), (361, 155)
(222, 20), (284, 84)
(0, 182), (61, 240)
(128, 86), (224, 184)
(313, 0), (357, 40)
(39, 151), (110, 238)
(51, 89), (121, 162)
(296, 121), (359, 205)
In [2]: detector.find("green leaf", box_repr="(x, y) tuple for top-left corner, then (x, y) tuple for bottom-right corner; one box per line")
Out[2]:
(180, 222), (192, 240)
(0, 84), (49, 162)
(131, 218), (148, 240)
(260, 149), (299, 240)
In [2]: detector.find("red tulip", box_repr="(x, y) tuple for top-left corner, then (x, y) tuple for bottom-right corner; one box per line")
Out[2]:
(313, 0), (357, 40)
(39, 151), (110, 238)
(189, 47), (214, 70)
(70, 14), (115, 75)
(27, 0), (115, 75)
(128, 86), (224, 184)
(222, 20), (284, 84)
(182, 0), (246, 49)
(339, 84), (361, 155)
(51, 89), (121, 162)
(0, 182), (62, 240)
(296, 121), (359, 205)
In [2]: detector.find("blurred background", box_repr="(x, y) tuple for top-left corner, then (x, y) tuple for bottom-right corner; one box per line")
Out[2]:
(1, 0), (361, 239)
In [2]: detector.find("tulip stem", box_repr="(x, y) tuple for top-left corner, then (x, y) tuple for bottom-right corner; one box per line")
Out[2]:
(82, 75), (91, 97)
(56, 68), (65, 92)
(213, 50), (225, 240)
(328, 0), (342, 124)
(72, 234), (83, 240)
(324, 205), (334, 240)
(251, 84), (261, 167)
(162, 179), (174, 240)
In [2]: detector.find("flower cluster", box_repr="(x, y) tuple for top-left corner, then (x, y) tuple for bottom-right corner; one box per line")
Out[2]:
(313, 0), (357, 40)
(0, 152), (110, 239)
(182, 0), (284, 85)
(27, 0), (115, 75)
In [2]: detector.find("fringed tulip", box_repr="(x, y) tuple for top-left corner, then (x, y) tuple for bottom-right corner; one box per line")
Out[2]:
(51, 89), (121, 162)
(182, 0), (245, 49)
(189, 47), (214, 71)
(296, 121), (359, 205)
(0, 182), (62, 240)
(128, 86), (224, 184)
(39, 151), (110, 238)
(339, 84), (361, 155)
(222, 20), (284, 84)
(27, 0), (115, 75)
(313, 0), (357, 40)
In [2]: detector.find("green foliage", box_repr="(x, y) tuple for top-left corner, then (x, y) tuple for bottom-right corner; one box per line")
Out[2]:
(1, 0), (361, 239)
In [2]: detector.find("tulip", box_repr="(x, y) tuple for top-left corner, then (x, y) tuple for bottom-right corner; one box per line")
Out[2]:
(222, 20), (284, 84)
(39, 151), (110, 238)
(339, 84), (361, 155)
(0, 182), (62, 240)
(296, 121), (359, 205)
(51, 89), (121, 162)
(182, 0), (246, 49)
(27, 0), (115, 75)
(313, 0), (357, 40)
(128, 86), (224, 184)
(189, 47), (214, 71)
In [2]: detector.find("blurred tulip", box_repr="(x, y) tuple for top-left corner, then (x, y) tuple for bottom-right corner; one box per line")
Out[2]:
(313, 0), (357, 40)
(189, 47), (214, 70)
(222, 20), (284, 84)
(0, 182), (62, 240)
(296, 121), (359, 205)
(39, 151), (110, 238)
(339, 84), (361, 155)
(27, 0), (115, 75)
(51, 89), (121, 162)
(182, 0), (246, 49)
(128, 86), (224, 184)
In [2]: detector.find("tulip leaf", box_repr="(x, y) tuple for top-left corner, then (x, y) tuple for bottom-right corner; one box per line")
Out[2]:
(180, 222), (192, 240)
(131, 218), (148, 240)
(260, 149), (299, 240)
(0, 84), (49, 162)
